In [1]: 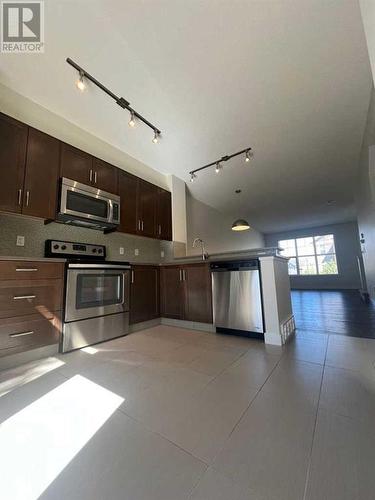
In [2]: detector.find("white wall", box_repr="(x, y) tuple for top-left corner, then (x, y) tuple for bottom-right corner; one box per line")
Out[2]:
(186, 191), (264, 255)
(265, 222), (362, 290)
(356, 87), (375, 299)
(360, 1), (375, 87)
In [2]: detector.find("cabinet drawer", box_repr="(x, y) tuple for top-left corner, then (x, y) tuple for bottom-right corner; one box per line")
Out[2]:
(0, 261), (64, 280)
(0, 313), (61, 354)
(0, 279), (63, 319)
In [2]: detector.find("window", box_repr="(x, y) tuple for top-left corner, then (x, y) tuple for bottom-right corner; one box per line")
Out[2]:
(278, 234), (338, 275)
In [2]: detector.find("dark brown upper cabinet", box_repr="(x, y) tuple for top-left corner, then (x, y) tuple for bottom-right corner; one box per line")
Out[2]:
(137, 180), (158, 238)
(23, 128), (60, 219)
(92, 158), (118, 194)
(156, 188), (172, 241)
(0, 113), (28, 213)
(118, 171), (138, 235)
(130, 265), (159, 324)
(60, 142), (92, 185)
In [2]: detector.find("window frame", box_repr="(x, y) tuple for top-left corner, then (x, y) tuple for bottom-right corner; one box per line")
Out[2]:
(278, 234), (339, 276)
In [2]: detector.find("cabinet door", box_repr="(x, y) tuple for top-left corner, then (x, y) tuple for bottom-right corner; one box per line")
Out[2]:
(118, 171), (138, 234)
(23, 128), (60, 219)
(160, 266), (184, 319)
(92, 158), (118, 194)
(157, 188), (172, 241)
(60, 143), (92, 185)
(138, 180), (158, 238)
(183, 264), (212, 323)
(0, 113), (28, 213)
(130, 266), (159, 324)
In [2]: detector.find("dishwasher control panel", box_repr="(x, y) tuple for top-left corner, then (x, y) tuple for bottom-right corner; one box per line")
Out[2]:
(210, 259), (259, 271)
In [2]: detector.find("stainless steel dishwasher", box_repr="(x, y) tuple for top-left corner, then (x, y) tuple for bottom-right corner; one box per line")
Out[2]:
(210, 260), (264, 337)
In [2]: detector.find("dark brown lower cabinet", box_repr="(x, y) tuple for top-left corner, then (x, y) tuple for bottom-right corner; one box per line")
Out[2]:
(130, 266), (159, 325)
(160, 266), (184, 319)
(183, 264), (213, 323)
(160, 263), (213, 324)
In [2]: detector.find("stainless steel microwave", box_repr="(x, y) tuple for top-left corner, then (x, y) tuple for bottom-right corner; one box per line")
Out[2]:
(57, 177), (120, 231)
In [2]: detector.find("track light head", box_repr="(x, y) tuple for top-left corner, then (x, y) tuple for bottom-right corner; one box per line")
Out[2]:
(215, 162), (222, 174)
(128, 110), (135, 127)
(152, 130), (160, 144)
(245, 149), (253, 162)
(76, 71), (86, 92)
(190, 173), (196, 183)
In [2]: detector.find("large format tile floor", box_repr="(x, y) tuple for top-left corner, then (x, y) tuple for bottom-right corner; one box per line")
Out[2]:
(1, 325), (375, 499)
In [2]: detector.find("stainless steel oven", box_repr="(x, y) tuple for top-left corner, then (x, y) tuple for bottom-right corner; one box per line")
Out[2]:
(65, 263), (129, 322)
(57, 177), (120, 231)
(63, 262), (131, 352)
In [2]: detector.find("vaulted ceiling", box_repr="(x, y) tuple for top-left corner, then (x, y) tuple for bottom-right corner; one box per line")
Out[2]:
(0, 0), (372, 232)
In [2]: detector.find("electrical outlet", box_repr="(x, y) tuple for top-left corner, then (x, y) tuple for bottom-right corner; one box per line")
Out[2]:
(134, 248), (139, 256)
(16, 235), (25, 247)
(160, 250), (165, 258)
(119, 247), (125, 255)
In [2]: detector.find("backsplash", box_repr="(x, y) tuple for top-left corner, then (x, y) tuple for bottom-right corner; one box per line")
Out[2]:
(0, 214), (163, 263)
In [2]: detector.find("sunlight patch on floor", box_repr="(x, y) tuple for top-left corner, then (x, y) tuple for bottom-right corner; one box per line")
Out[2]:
(0, 374), (124, 500)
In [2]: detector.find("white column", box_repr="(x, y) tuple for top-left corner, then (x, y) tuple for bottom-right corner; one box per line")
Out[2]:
(259, 256), (295, 345)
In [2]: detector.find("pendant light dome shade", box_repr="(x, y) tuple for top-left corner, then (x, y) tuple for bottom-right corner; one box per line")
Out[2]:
(231, 219), (250, 231)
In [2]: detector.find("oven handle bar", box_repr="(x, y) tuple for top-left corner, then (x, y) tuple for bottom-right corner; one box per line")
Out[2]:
(67, 263), (131, 269)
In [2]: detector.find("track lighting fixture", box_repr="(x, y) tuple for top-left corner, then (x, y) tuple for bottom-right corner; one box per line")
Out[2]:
(66, 58), (162, 140)
(128, 110), (135, 127)
(245, 149), (253, 162)
(152, 130), (160, 144)
(76, 71), (86, 92)
(189, 147), (253, 181)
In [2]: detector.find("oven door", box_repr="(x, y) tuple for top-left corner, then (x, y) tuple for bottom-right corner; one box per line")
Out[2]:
(65, 268), (130, 322)
(60, 180), (113, 224)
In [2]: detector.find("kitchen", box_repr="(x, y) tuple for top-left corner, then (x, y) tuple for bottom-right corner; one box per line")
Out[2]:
(1, 1), (375, 499)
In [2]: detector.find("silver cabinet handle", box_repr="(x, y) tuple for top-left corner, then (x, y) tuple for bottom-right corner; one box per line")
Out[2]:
(17, 189), (22, 206)
(182, 269), (186, 281)
(158, 224), (161, 236)
(179, 269), (183, 281)
(10, 331), (34, 338)
(89, 169), (93, 182)
(138, 220), (141, 231)
(141, 220), (144, 231)
(25, 191), (30, 207)
(13, 295), (36, 300)
(16, 268), (38, 272)
(131, 270), (135, 283)
(94, 171), (97, 184)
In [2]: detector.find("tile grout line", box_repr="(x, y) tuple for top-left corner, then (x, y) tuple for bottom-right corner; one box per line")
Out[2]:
(208, 348), (286, 469)
(302, 330), (330, 500)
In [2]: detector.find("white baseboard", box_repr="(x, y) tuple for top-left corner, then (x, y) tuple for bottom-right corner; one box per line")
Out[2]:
(129, 318), (161, 333)
(160, 317), (215, 333)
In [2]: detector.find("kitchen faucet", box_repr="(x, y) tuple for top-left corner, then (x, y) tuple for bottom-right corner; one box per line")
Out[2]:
(193, 238), (209, 261)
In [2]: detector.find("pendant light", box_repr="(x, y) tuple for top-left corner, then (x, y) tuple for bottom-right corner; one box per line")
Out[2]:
(231, 219), (250, 231)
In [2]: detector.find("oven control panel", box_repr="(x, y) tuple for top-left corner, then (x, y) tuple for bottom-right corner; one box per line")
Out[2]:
(45, 240), (106, 259)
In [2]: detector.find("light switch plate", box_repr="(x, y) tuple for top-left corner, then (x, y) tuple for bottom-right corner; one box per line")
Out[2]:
(16, 235), (25, 247)
(134, 248), (139, 256)
(119, 247), (125, 255)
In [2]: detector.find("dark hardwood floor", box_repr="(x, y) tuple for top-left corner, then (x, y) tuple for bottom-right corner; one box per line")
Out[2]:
(291, 289), (375, 339)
